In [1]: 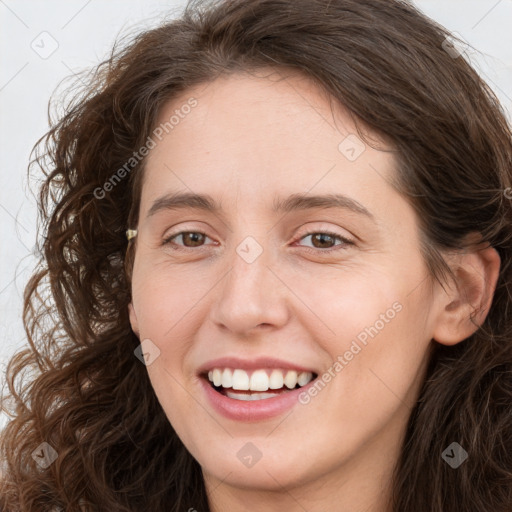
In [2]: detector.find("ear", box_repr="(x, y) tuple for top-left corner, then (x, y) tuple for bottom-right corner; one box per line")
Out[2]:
(128, 302), (140, 338)
(432, 241), (500, 346)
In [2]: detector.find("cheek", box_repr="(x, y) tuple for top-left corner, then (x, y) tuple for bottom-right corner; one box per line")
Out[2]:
(290, 263), (432, 409)
(131, 261), (216, 339)
(286, 263), (403, 347)
(130, 262), (216, 401)
(323, 290), (431, 433)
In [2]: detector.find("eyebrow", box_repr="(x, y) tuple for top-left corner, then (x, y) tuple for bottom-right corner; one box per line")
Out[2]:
(146, 191), (374, 220)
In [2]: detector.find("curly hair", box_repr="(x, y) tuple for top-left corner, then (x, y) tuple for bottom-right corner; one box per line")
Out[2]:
(1, 0), (512, 510)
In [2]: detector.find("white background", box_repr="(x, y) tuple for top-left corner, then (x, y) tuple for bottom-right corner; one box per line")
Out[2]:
(1, 0), (511, 405)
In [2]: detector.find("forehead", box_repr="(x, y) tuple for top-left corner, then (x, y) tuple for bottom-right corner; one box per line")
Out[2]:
(153, 68), (357, 150)
(138, 69), (397, 224)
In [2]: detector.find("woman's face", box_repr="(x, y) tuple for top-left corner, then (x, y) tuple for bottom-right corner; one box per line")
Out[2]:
(128, 70), (444, 498)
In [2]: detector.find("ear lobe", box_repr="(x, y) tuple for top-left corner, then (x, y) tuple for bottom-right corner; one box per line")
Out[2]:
(432, 243), (500, 346)
(128, 302), (140, 338)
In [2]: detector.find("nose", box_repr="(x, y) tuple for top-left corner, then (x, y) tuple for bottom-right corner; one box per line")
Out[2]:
(208, 238), (290, 337)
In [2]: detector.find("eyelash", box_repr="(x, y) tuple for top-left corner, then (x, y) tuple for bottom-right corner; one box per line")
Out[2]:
(161, 229), (354, 254)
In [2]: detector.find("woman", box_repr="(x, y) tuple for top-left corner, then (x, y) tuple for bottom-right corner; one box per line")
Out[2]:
(1, 0), (511, 510)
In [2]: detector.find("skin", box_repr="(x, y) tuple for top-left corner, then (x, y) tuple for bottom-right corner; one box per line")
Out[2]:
(128, 68), (500, 512)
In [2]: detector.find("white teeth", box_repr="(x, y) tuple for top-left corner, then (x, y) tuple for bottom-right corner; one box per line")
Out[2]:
(269, 369), (284, 389)
(284, 370), (298, 389)
(207, 367), (314, 392)
(225, 390), (287, 401)
(212, 368), (222, 386)
(250, 369), (272, 391)
(221, 368), (232, 388)
(298, 371), (313, 386)
(232, 369), (250, 390)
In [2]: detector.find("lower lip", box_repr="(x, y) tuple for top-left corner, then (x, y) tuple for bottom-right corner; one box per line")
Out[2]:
(199, 376), (316, 422)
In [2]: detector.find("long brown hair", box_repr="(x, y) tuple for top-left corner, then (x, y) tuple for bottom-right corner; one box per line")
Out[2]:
(1, 0), (511, 510)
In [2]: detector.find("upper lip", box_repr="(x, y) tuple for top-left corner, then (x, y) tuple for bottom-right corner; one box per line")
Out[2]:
(197, 356), (318, 376)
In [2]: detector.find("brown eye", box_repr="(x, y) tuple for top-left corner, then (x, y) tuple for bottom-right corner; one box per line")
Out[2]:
(180, 232), (206, 247)
(295, 231), (354, 254)
(310, 233), (336, 249)
(163, 231), (212, 249)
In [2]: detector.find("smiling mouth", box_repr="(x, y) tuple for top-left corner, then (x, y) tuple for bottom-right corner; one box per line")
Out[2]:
(202, 368), (318, 401)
